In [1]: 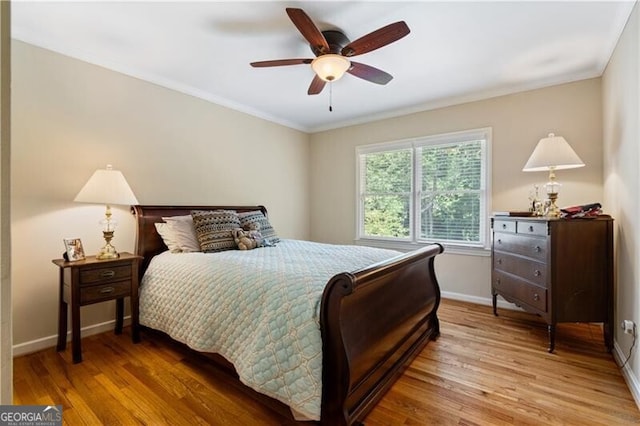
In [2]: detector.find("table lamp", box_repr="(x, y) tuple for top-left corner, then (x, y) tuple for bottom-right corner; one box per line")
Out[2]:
(522, 133), (585, 217)
(74, 164), (138, 259)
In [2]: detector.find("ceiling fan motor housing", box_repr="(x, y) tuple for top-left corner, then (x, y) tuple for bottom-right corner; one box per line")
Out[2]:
(311, 30), (351, 56)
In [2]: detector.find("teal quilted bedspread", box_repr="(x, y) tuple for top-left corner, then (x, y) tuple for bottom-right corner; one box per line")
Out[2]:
(139, 239), (400, 420)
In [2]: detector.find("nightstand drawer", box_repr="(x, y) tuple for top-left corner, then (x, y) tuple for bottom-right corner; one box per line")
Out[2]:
(493, 272), (547, 312)
(80, 265), (132, 285)
(80, 280), (131, 304)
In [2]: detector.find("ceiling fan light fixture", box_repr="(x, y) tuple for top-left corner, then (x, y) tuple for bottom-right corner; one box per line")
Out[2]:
(311, 54), (351, 82)
(250, 8), (408, 95)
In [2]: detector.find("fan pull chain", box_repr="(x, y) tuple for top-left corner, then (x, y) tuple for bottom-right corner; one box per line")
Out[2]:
(329, 81), (333, 112)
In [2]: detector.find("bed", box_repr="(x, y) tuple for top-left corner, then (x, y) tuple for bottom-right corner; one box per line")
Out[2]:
(132, 205), (443, 425)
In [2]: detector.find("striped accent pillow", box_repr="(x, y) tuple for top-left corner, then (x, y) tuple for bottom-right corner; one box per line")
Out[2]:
(191, 210), (240, 253)
(238, 210), (280, 243)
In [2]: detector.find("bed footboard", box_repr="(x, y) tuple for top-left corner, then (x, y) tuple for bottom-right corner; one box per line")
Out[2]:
(320, 243), (444, 425)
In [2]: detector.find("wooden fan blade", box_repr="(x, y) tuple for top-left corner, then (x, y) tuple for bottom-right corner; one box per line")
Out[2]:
(341, 21), (410, 57)
(348, 62), (393, 85)
(286, 8), (329, 54)
(250, 58), (313, 67)
(308, 75), (326, 95)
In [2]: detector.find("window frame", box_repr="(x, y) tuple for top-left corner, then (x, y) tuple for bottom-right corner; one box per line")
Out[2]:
(355, 127), (492, 254)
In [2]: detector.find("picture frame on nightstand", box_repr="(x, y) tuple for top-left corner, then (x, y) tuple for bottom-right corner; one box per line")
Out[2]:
(63, 237), (85, 261)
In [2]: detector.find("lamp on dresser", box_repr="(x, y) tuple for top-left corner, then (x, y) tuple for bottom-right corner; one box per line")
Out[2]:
(74, 164), (138, 259)
(522, 133), (585, 217)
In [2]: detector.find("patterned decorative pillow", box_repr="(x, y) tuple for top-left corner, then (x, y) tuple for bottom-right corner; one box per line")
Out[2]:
(238, 210), (280, 243)
(191, 210), (240, 253)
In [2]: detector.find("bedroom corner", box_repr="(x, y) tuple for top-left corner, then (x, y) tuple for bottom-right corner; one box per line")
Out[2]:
(602, 0), (640, 407)
(10, 40), (311, 357)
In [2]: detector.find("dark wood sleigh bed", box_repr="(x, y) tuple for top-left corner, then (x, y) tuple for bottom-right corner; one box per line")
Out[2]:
(132, 205), (444, 425)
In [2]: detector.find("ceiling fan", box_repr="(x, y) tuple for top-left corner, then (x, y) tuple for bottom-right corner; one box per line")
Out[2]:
(250, 8), (410, 96)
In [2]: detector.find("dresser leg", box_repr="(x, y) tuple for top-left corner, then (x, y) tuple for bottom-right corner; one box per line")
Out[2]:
(547, 324), (556, 353)
(603, 321), (613, 353)
(115, 298), (124, 335)
(492, 293), (498, 316)
(71, 300), (82, 363)
(57, 300), (67, 351)
(131, 274), (140, 344)
(57, 268), (67, 351)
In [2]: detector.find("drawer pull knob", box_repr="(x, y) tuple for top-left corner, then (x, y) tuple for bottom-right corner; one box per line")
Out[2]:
(496, 278), (501, 285)
(99, 287), (115, 294)
(100, 270), (116, 279)
(502, 224), (507, 229)
(528, 226), (534, 232)
(497, 239), (502, 244)
(497, 258), (502, 264)
(533, 293), (540, 301)
(534, 270), (541, 277)
(534, 246), (542, 252)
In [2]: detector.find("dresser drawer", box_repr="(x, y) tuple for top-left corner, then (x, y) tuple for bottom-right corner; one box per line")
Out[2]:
(493, 252), (548, 287)
(493, 271), (547, 312)
(80, 264), (132, 285)
(493, 219), (516, 233)
(80, 280), (131, 304)
(516, 220), (548, 236)
(494, 232), (547, 262)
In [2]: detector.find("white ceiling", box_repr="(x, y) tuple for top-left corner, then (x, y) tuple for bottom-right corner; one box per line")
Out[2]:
(11, 1), (636, 133)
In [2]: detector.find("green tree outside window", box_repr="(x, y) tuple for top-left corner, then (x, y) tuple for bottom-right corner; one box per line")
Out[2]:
(358, 130), (488, 247)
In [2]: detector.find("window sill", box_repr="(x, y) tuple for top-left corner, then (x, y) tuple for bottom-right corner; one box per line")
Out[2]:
(354, 238), (491, 257)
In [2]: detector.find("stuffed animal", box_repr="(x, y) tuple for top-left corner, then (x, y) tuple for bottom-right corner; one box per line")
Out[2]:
(232, 228), (263, 250)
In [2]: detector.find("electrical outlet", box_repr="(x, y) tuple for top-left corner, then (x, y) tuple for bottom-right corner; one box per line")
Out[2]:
(621, 320), (636, 335)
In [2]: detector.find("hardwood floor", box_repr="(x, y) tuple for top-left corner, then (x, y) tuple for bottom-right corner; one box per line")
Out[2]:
(14, 299), (640, 425)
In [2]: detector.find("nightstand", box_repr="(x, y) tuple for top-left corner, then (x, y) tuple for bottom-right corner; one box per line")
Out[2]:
(52, 252), (142, 363)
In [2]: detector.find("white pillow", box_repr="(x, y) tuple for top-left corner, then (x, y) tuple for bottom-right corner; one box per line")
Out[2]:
(154, 223), (182, 253)
(162, 215), (201, 252)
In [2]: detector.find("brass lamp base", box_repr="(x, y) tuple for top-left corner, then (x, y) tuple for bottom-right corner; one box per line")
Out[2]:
(96, 230), (119, 260)
(544, 167), (561, 218)
(546, 192), (561, 218)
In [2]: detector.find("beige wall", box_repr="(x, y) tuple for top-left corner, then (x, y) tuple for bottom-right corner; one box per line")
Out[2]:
(310, 79), (604, 301)
(602, 2), (640, 403)
(1, 1), (11, 403)
(11, 41), (310, 350)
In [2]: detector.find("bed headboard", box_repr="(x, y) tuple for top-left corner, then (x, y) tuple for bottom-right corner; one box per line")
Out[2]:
(131, 205), (268, 276)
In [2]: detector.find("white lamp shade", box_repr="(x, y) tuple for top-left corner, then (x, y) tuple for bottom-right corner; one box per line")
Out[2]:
(74, 164), (139, 205)
(522, 133), (585, 172)
(311, 54), (351, 82)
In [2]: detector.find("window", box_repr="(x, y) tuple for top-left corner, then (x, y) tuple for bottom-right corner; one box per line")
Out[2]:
(356, 128), (491, 250)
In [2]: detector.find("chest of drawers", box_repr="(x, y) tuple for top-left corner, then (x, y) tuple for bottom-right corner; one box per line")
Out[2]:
(491, 216), (613, 352)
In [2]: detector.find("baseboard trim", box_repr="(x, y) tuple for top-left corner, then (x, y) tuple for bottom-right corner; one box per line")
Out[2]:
(12, 317), (131, 357)
(441, 291), (522, 311)
(613, 340), (640, 410)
